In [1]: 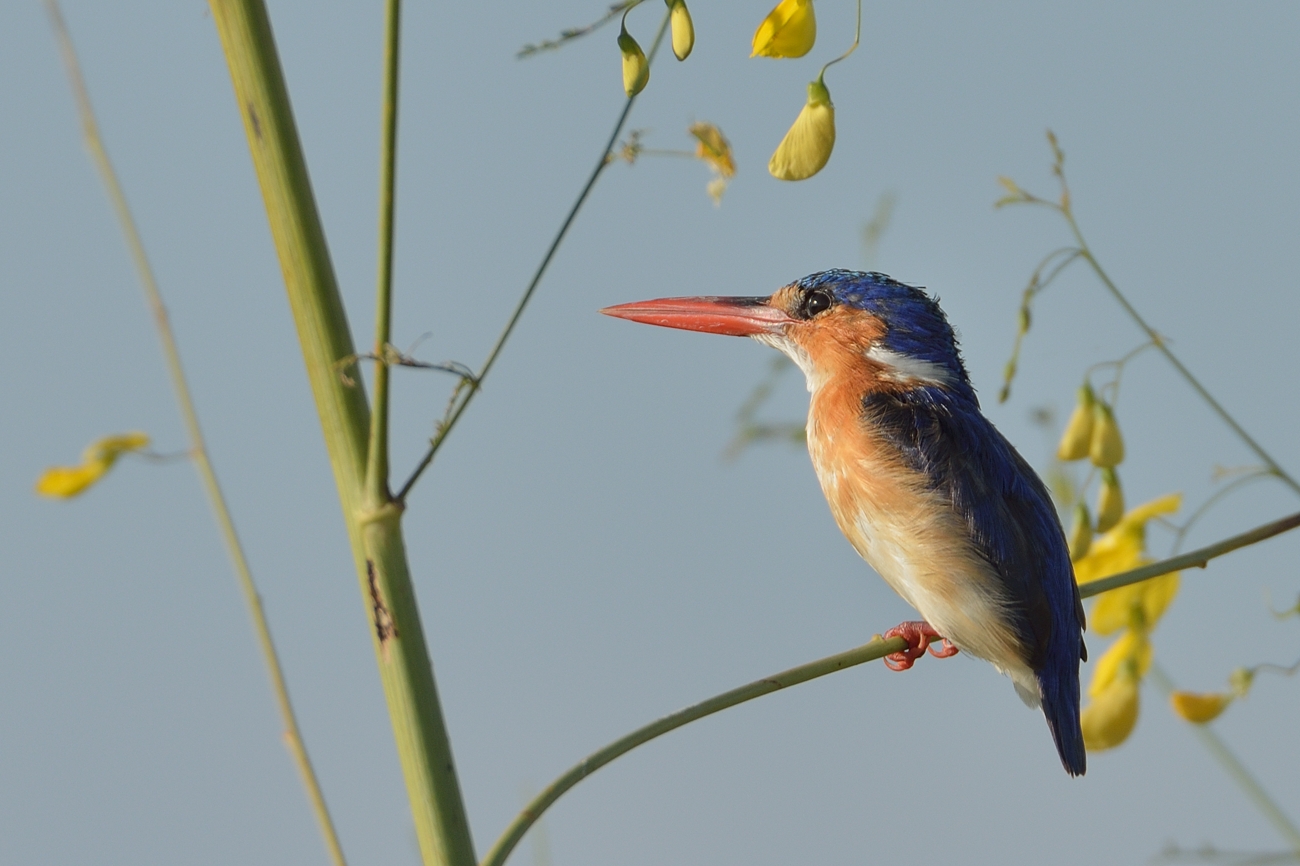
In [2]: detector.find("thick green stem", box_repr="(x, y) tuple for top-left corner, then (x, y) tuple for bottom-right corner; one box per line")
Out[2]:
(47, 3), (347, 862)
(206, 3), (473, 864)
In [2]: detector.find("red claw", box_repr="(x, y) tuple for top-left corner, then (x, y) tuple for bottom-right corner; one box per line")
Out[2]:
(881, 621), (959, 671)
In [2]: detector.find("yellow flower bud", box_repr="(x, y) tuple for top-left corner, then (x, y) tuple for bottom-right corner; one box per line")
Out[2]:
(751, 0), (816, 58)
(1170, 691), (1233, 724)
(768, 77), (835, 181)
(618, 22), (649, 97)
(1089, 400), (1124, 467)
(1056, 382), (1095, 461)
(1095, 467), (1124, 533)
(1228, 666), (1255, 697)
(1067, 502), (1093, 561)
(666, 0), (694, 61)
(35, 431), (150, 498)
(1081, 669), (1139, 751)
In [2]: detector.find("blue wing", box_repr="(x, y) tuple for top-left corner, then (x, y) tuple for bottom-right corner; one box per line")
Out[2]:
(862, 385), (1087, 775)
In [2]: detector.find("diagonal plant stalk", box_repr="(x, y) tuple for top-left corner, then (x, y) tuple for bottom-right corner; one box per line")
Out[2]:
(45, 3), (346, 863)
(206, 2), (473, 865)
(482, 510), (1300, 866)
(397, 11), (672, 502)
(1149, 664), (1300, 853)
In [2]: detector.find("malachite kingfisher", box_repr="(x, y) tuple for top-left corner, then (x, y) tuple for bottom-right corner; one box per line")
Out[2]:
(602, 269), (1087, 776)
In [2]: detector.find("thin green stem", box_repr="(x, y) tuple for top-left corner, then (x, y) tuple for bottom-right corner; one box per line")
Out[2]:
(1079, 510), (1300, 598)
(206, 3), (474, 864)
(819, 0), (862, 76)
(1061, 213), (1300, 496)
(1149, 663), (1300, 853)
(367, 0), (402, 507)
(396, 10), (672, 502)
(481, 510), (1300, 866)
(1172, 470), (1273, 555)
(478, 633), (914, 866)
(46, 4), (346, 864)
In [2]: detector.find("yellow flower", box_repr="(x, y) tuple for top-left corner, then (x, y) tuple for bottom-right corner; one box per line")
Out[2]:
(690, 122), (736, 178)
(666, 0), (694, 61)
(1067, 502), (1093, 562)
(1081, 667), (1139, 751)
(1089, 401), (1125, 467)
(752, 0), (816, 58)
(1095, 467), (1124, 533)
(1087, 630), (1152, 698)
(1073, 493), (1181, 586)
(618, 21), (649, 97)
(35, 432), (150, 498)
(768, 76), (835, 181)
(1057, 382), (1096, 461)
(1170, 691), (1233, 724)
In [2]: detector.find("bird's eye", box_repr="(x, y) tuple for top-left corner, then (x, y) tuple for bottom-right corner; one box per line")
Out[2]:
(801, 289), (833, 318)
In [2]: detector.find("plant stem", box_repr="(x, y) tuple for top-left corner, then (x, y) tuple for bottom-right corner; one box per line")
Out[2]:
(1078, 510), (1300, 598)
(396, 10), (672, 502)
(46, 3), (347, 863)
(366, 0), (401, 507)
(206, 3), (474, 864)
(1061, 213), (1300, 496)
(479, 633), (914, 866)
(1149, 664), (1300, 853)
(482, 510), (1300, 866)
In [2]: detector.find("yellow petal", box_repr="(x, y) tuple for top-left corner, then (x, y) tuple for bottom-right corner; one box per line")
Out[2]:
(1067, 502), (1093, 562)
(768, 78), (835, 181)
(1057, 383), (1096, 461)
(667, 0), (694, 61)
(1095, 467), (1124, 533)
(1091, 572), (1180, 635)
(1081, 671), (1139, 751)
(35, 431), (150, 499)
(1088, 630), (1152, 698)
(34, 459), (111, 498)
(618, 23), (649, 97)
(689, 122), (736, 178)
(1170, 691), (1233, 724)
(752, 0), (816, 58)
(1089, 401), (1125, 467)
(1074, 493), (1182, 586)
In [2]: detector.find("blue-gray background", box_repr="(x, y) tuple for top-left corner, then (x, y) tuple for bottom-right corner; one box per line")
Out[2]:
(2, 2), (1298, 864)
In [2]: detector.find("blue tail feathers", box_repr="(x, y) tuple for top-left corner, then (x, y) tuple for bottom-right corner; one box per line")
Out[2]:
(1038, 659), (1086, 776)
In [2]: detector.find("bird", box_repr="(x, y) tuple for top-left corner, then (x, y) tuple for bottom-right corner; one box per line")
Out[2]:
(601, 269), (1087, 776)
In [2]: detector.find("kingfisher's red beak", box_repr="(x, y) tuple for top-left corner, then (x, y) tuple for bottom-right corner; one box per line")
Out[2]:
(599, 296), (792, 337)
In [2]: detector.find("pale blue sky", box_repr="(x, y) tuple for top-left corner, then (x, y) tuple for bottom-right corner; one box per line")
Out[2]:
(2, 2), (1298, 864)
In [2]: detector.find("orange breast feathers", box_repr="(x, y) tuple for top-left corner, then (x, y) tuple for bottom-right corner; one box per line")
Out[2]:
(796, 323), (1035, 690)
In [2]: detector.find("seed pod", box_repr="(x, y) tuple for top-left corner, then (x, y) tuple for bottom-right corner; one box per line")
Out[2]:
(1056, 382), (1095, 461)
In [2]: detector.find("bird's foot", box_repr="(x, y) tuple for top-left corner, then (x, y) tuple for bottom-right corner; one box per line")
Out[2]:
(881, 621), (959, 671)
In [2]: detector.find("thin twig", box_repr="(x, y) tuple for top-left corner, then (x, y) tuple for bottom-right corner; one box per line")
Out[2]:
(395, 9), (672, 503)
(45, 4), (347, 864)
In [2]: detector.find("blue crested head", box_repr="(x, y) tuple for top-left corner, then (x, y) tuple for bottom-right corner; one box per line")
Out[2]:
(792, 270), (974, 396)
